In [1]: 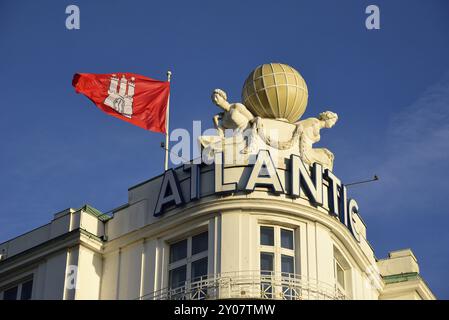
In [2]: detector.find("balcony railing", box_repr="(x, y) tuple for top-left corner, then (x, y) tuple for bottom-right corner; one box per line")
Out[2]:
(140, 271), (346, 300)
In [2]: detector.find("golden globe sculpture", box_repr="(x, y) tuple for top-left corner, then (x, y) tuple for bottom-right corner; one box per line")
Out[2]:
(242, 63), (308, 123)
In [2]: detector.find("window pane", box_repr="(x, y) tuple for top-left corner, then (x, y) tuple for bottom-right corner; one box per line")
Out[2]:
(260, 252), (274, 273)
(20, 280), (33, 300)
(336, 263), (345, 288)
(191, 257), (208, 281)
(192, 232), (208, 255)
(169, 265), (186, 289)
(260, 227), (274, 246)
(170, 239), (187, 263)
(281, 255), (294, 274)
(3, 286), (18, 300)
(281, 229), (294, 249)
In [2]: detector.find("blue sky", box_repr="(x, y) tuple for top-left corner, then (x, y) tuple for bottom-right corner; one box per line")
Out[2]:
(1, 0), (448, 298)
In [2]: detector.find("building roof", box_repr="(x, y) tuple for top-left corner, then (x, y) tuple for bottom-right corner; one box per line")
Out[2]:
(79, 204), (111, 222)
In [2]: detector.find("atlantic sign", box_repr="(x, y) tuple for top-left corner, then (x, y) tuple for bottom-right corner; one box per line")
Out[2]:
(154, 150), (361, 242)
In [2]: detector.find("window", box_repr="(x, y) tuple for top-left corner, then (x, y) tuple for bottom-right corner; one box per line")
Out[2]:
(169, 239), (187, 263)
(333, 247), (352, 298)
(334, 259), (345, 291)
(192, 232), (208, 255)
(191, 257), (208, 280)
(169, 265), (186, 289)
(168, 231), (208, 290)
(3, 286), (18, 300)
(20, 280), (33, 300)
(1, 278), (33, 300)
(281, 255), (294, 274)
(259, 226), (295, 274)
(260, 227), (274, 246)
(281, 229), (294, 250)
(260, 252), (274, 272)
(259, 225), (296, 299)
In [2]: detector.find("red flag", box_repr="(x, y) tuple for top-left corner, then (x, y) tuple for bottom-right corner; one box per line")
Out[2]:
(72, 73), (170, 133)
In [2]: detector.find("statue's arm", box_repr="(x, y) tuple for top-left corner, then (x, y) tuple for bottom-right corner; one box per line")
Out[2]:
(213, 113), (222, 128)
(296, 118), (319, 129)
(213, 113), (225, 137)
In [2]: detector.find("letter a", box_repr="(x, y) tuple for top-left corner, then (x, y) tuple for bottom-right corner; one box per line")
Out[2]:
(245, 150), (284, 194)
(154, 170), (185, 216)
(365, 5), (380, 30)
(65, 5), (80, 30)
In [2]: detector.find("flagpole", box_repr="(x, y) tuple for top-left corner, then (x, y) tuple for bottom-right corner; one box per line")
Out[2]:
(164, 70), (172, 171)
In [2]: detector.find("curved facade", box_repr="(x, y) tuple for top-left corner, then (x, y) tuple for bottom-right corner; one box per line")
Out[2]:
(0, 127), (436, 301)
(98, 158), (379, 300)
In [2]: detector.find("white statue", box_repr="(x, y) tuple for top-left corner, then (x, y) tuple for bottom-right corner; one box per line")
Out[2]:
(198, 65), (341, 169)
(198, 89), (256, 161)
(212, 89), (255, 137)
(296, 111), (338, 171)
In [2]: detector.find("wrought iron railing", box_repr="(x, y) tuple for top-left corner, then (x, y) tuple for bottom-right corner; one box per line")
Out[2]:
(140, 271), (346, 300)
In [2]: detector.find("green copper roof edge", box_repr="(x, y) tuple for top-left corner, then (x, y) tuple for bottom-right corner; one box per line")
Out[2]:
(78, 204), (111, 222)
(383, 272), (420, 284)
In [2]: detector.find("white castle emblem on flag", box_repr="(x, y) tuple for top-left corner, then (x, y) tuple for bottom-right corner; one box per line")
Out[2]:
(104, 74), (135, 118)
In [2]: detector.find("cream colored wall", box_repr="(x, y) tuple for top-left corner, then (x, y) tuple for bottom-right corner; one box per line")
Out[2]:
(97, 153), (383, 299)
(99, 242), (155, 300)
(379, 281), (426, 300)
(118, 241), (143, 300)
(0, 155), (433, 300)
(74, 246), (102, 300)
(79, 213), (105, 239)
(105, 160), (375, 276)
(378, 249), (419, 276)
(217, 210), (380, 300)
(98, 203), (381, 300)
(38, 250), (67, 299)
(220, 212), (242, 273)
(0, 209), (103, 262)
(100, 251), (120, 299)
(140, 239), (159, 297)
(0, 245), (104, 300)
(0, 206), (106, 301)
(315, 224), (335, 286)
(100, 218), (215, 299)
(376, 249), (435, 300)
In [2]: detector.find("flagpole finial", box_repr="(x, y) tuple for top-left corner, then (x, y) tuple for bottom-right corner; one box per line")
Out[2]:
(167, 71), (172, 82)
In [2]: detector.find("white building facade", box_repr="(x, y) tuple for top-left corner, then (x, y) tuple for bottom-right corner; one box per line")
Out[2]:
(0, 154), (435, 300)
(0, 63), (436, 300)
